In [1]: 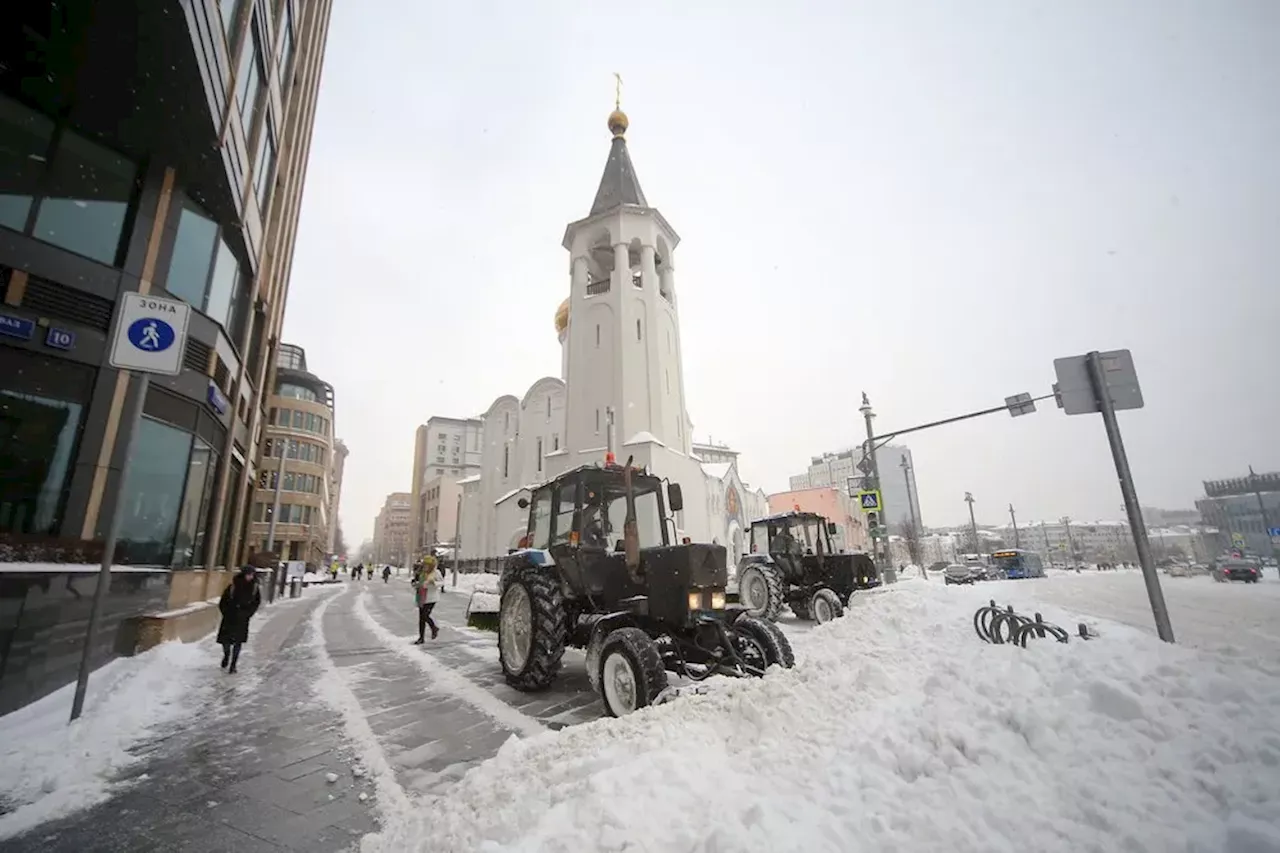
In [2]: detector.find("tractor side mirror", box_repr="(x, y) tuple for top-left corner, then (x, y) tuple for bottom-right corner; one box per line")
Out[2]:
(667, 483), (684, 513)
(517, 497), (529, 509)
(827, 522), (837, 535)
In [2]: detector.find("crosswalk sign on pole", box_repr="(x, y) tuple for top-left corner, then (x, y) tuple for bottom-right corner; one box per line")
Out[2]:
(857, 489), (882, 513)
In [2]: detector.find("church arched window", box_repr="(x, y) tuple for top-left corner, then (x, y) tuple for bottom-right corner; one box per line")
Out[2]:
(636, 319), (642, 341)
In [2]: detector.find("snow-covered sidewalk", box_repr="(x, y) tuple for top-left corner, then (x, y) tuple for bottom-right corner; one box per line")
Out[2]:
(354, 579), (1280, 853)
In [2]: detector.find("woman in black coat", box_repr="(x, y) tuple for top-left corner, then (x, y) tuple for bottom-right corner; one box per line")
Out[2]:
(217, 566), (262, 673)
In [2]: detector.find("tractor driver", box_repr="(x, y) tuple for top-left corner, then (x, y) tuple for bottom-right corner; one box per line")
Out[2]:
(770, 524), (801, 556)
(582, 490), (609, 548)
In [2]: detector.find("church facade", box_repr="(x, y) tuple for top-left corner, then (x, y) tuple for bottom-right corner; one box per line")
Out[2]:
(455, 107), (766, 565)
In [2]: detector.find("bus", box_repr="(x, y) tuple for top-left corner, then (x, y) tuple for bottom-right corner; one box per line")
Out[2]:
(990, 549), (1045, 580)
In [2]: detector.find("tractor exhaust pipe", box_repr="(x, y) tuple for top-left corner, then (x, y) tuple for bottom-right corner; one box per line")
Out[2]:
(622, 455), (641, 581)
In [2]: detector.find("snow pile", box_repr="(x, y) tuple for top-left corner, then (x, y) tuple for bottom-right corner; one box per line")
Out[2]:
(0, 641), (207, 839)
(446, 572), (501, 596)
(359, 581), (1280, 853)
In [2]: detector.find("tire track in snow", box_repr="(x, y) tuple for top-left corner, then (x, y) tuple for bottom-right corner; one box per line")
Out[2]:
(308, 594), (413, 824)
(353, 589), (547, 738)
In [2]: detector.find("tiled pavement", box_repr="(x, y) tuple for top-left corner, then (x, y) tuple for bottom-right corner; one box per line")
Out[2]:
(3, 575), (609, 852)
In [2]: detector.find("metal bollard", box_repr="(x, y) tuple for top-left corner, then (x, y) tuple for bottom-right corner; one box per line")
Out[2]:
(290, 578), (302, 598)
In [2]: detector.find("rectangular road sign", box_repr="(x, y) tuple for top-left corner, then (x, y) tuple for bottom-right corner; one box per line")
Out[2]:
(1053, 349), (1143, 415)
(1269, 527), (1280, 538)
(857, 489), (882, 513)
(109, 293), (191, 375)
(1004, 392), (1036, 417)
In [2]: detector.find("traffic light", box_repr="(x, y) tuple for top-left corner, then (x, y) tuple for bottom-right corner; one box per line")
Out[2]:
(866, 512), (879, 536)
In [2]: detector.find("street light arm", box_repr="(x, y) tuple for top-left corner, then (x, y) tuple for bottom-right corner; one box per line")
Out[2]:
(866, 392), (1056, 445)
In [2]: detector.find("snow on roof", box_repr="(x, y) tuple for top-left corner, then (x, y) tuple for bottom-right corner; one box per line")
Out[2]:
(622, 431), (666, 447)
(494, 485), (534, 506)
(700, 462), (733, 480)
(543, 449), (569, 457)
(457, 475), (482, 485)
(358, 579), (1280, 849)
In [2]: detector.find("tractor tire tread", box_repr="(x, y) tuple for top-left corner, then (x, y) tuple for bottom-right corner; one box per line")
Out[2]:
(739, 562), (786, 622)
(599, 627), (668, 716)
(734, 615), (796, 669)
(499, 562), (567, 692)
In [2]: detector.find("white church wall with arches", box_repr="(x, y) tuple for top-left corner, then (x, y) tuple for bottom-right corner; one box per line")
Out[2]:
(455, 107), (765, 565)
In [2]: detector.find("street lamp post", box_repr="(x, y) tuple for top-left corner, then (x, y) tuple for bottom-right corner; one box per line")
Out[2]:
(1008, 503), (1020, 549)
(860, 393), (885, 564)
(964, 492), (978, 554)
(1061, 516), (1076, 567)
(900, 456), (920, 570)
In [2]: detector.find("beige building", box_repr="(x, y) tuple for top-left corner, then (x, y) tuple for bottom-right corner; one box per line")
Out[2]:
(244, 344), (339, 566)
(409, 416), (482, 559)
(374, 492), (412, 567)
(418, 475), (462, 552)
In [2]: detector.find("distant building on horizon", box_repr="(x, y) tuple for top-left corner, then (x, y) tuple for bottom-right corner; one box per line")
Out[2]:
(788, 445), (922, 532)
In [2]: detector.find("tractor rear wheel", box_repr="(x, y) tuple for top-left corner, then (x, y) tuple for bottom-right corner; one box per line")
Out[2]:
(810, 588), (844, 624)
(498, 563), (566, 691)
(597, 628), (668, 717)
(733, 615), (796, 670)
(738, 563), (785, 621)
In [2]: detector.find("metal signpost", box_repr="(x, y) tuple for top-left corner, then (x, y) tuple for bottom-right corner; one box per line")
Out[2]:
(1053, 349), (1174, 643)
(71, 293), (190, 722)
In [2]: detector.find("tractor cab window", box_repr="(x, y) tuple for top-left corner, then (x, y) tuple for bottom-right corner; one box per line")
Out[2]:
(529, 489), (552, 549)
(770, 521), (804, 556)
(551, 481), (579, 546)
(583, 479), (666, 550)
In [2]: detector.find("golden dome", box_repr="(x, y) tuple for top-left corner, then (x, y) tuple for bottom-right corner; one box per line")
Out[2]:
(554, 298), (570, 334)
(607, 109), (629, 138)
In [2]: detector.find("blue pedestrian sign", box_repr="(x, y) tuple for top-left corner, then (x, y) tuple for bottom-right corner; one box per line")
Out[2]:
(1270, 527), (1280, 538)
(127, 317), (176, 352)
(109, 293), (190, 375)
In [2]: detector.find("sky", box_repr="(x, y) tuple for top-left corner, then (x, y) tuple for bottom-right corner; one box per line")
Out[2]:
(281, 0), (1280, 547)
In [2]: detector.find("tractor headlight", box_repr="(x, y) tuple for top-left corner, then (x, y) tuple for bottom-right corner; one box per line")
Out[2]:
(688, 591), (702, 611)
(710, 590), (726, 610)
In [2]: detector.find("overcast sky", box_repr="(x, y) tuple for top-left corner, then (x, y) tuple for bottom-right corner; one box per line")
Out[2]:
(281, 0), (1279, 548)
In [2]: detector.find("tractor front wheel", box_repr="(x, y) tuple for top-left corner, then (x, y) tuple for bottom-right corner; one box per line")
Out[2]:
(597, 628), (668, 717)
(810, 588), (844, 624)
(732, 615), (796, 671)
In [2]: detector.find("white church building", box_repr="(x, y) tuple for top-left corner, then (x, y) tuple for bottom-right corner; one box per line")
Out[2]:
(456, 106), (767, 564)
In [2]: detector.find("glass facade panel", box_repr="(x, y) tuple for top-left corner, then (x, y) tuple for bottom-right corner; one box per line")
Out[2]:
(204, 236), (238, 328)
(279, 383), (318, 402)
(0, 95), (54, 232)
(220, 0), (242, 39)
(0, 390), (84, 534)
(254, 124), (276, 211)
(172, 439), (219, 567)
(32, 129), (136, 265)
(236, 17), (264, 124)
(166, 199), (219, 308)
(117, 417), (195, 565)
(278, 3), (295, 82)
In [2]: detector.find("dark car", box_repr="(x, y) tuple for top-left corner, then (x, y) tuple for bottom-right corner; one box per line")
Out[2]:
(1213, 559), (1260, 583)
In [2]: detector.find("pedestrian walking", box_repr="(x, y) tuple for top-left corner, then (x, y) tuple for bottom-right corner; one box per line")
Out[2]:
(412, 557), (440, 644)
(382, 565), (391, 583)
(217, 566), (262, 674)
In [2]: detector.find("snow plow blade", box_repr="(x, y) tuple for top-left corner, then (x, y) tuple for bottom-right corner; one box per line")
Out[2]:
(466, 589), (500, 632)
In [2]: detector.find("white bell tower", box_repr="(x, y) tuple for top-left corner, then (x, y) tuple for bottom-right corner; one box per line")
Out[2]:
(560, 105), (691, 463)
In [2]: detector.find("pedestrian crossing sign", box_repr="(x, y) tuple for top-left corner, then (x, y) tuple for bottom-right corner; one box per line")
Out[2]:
(857, 489), (882, 513)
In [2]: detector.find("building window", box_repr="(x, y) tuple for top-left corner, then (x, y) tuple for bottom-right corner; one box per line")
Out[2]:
(279, 383), (318, 402)
(292, 410), (305, 429)
(253, 123), (276, 212)
(636, 319), (642, 341)
(116, 417), (198, 565)
(553, 433), (559, 451)
(595, 324), (600, 348)
(503, 445), (509, 478)
(0, 96), (54, 232)
(219, 0), (243, 40)
(546, 396), (551, 420)
(31, 128), (137, 266)
(172, 438), (219, 568)
(202, 235), (241, 330)
(0, 384), (86, 535)
(504, 412), (510, 430)
(235, 15), (266, 124)
(537, 438), (543, 473)
(277, 1), (296, 84)
(595, 409), (600, 434)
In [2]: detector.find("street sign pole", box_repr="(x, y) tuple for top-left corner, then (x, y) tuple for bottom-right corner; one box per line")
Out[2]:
(71, 293), (189, 723)
(70, 372), (150, 722)
(1084, 350), (1174, 643)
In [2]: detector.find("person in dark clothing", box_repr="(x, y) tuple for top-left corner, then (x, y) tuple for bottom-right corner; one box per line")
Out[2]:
(217, 566), (262, 674)
(382, 565), (391, 583)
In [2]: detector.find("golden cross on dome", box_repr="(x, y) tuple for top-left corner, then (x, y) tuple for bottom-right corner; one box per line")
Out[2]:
(614, 72), (623, 109)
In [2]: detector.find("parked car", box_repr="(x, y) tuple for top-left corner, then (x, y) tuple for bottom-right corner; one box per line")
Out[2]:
(1165, 563), (1192, 578)
(944, 564), (983, 585)
(1213, 559), (1261, 583)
